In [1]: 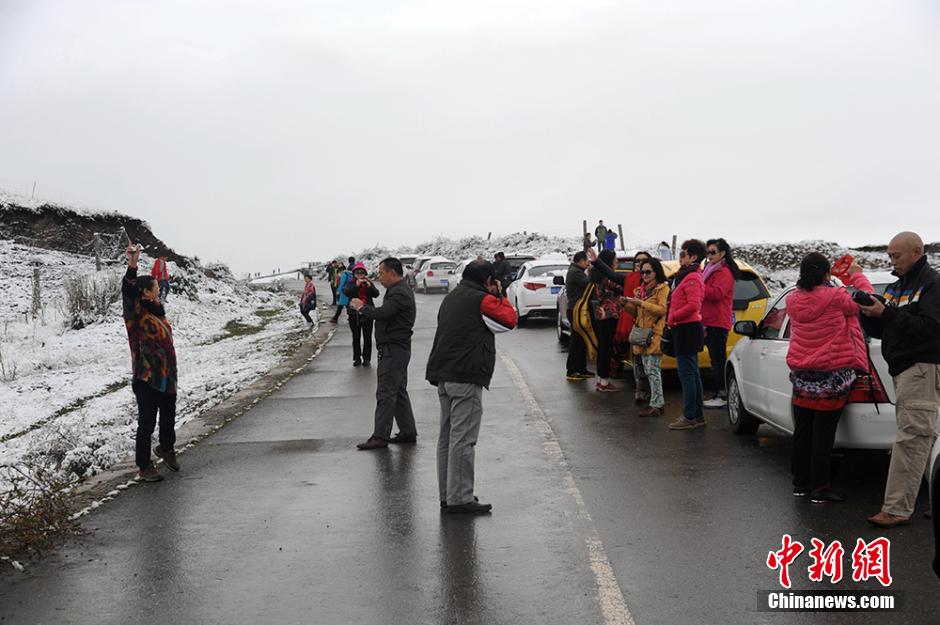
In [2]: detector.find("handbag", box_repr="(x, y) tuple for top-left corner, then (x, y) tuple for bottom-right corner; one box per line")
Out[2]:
(628, 325), (653, 347)
(660, 326), (675, 357)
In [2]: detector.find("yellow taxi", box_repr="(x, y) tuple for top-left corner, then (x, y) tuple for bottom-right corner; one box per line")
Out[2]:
(621, 259), (771, 371)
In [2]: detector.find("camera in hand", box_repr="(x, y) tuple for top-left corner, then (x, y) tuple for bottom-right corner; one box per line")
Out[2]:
(851, 290), (877, 306)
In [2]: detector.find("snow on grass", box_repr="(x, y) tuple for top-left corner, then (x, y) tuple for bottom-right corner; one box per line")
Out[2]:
(0, 239), (315, 490)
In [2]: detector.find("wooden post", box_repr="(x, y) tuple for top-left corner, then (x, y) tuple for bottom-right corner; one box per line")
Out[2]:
(617, 224), (625, 251)
(31, 267), (41, 320)
(671, 235), (677, 258)
(582, 220), (587, 236)
(487, 232), (491, 241)
(94, 233), (102, 271)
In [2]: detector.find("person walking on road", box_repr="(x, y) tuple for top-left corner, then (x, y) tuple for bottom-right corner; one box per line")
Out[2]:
(331, 257), (355, 323)
(151, 255), (171, 302)
(622, 257), (670, 417)
(786, 252), (868, 503)
(351, 258), (419, 450)
(595, 220), (608, 251)
(859, 231), (940, 528)
(300, 273), (317, 324)
(123, 242), (179, 482)
(667, 239), (707, 430)
(565, 251), (595, 381)
(326, 260), (339, 306)
(426, 259), (518, 513)
(344, 261), (379, 366)
(702, 238), (739, 409)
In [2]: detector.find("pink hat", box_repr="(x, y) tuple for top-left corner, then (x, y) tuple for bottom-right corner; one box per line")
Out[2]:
(352, 261), (368, 272)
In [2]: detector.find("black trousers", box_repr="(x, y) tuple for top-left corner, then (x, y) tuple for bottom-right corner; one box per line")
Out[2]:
(596, 318), (619, 379)
(705, 326), (729, 398)
(331, 304), (345, 321)
(791, 404), (842, 491)
(133, 381), (176, 470)
(330, 284), (337, 305)
(373, 344), (417, 440)
(349, 312), (374, 363)
(566, 310), (588, 375)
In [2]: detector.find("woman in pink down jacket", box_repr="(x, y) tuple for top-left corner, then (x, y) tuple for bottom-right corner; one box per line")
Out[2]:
(666, 239), (707, 430)
(786, 252), (868, 504)
(701, 238), (739, 409)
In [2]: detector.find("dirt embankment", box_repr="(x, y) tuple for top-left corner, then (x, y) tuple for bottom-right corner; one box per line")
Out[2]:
(0, 203), (189, 268)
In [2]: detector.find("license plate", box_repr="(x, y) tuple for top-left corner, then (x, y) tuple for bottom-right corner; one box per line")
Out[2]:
(442, 280), (449, 286)
(551, 286), (561, 294)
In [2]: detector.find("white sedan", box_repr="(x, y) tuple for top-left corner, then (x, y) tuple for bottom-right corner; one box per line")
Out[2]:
(725, 284), (897, 449)
(505, 259), (570, 325)
(414, 256), (457, 293)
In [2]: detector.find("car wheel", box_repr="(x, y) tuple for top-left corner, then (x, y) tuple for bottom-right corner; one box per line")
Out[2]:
(515, 297), (527, 326)
(727, 371), (760, 435)
(557, 310), (569, 344)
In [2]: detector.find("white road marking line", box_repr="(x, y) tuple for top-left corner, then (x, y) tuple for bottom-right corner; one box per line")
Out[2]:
(500, 350), (636, 625)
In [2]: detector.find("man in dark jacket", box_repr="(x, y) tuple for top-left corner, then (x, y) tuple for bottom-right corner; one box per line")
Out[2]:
(565, 252), (594, 380)
(493, 252), (512, 286)
(426, 260), (517, 513)
(859, 231), (940, 528)
(351, 257), (418, 450)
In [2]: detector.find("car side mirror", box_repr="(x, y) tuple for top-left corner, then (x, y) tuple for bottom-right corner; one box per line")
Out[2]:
(733, 320), (758, 338)
(553, 276), (565, 286)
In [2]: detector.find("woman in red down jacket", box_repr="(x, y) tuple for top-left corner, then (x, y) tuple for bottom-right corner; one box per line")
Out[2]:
(701, 239), (739, 409)
(786, 252), (868, 504)
(666, 239), (707, 430)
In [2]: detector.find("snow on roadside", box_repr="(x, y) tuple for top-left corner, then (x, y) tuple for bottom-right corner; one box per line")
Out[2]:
(0, 238), (315, 491)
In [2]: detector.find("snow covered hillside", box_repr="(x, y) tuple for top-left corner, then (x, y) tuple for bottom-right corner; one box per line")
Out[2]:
(1, 198), (315, 492)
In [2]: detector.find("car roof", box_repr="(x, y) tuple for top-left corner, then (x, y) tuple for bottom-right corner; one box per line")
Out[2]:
(423, 256), (454, 263)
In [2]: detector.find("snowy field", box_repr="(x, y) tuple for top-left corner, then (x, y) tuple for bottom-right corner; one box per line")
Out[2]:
(0, 239), (315, 490)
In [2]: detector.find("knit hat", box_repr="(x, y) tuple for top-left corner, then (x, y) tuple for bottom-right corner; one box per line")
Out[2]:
(352, 261), (368, 273)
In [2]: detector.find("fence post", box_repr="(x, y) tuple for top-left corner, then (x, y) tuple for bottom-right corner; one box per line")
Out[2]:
(31, 267), (42, 320)
(671, 235), (677, 257)
(617, 224), (625, 251)
(94, 233), (102, 271)
(582, 220), (587, 236)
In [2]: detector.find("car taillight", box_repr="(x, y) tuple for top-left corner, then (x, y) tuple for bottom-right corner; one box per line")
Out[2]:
(523, 282), (546, 291)
(427, 271), (434, 277)
(848, 371), (890, 404)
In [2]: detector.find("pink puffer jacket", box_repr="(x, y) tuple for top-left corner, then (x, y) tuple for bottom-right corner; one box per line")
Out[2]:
(786, 285), (867, 372)
(667, 268), (704, 326)
(702, 263), (735, 330)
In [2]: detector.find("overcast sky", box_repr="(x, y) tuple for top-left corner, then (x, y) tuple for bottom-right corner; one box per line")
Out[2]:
(1, 0), (937, 275)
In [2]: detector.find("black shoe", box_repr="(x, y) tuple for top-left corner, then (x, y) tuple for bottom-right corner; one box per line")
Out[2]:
(441, 496), (479, 510)
(580, 370), (596, 378)
(811, 488), (844, 504)
(792, 486), (811, 497)
(356, 436), (388, 450)
(389, 433), (417, 444)
(362, 360), (371, 366)
(353, 360), (362, 367)
(154, 446), (180, 472)
(446, 500), (492, 514)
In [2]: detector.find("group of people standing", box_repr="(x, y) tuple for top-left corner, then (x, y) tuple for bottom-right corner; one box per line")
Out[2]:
(564, 237), (739, 429)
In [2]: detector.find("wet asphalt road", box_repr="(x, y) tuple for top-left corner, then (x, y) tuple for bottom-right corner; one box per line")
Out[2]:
(1, 290), (938, 625)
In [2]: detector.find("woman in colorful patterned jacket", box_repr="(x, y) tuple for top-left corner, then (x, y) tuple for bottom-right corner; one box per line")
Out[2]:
(622, 257), (670, 417)
(589, 249), (625, 392)
(786, 252), (867, 504)
(123, 242), (179, 482)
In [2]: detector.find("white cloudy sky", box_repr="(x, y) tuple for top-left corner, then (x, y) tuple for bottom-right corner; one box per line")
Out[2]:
(1, 0), (937, 274)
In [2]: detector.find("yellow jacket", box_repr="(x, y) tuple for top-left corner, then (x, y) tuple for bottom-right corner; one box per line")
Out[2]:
(629, 282), (669, 356)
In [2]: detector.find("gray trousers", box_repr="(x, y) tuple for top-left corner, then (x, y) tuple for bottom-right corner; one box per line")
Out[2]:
(372, 343), (417, 440)
(436, 382), (484, 506)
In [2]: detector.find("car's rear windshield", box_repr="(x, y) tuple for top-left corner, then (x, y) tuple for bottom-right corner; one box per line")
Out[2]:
(527, 265), (568, 277)
(733, 273), (770, 306)
(615, 258), (635, 271)
(430, 262), (456, 271)
(507, 257), (536, 270)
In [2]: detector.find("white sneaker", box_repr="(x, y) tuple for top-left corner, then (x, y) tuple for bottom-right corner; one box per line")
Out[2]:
(703, 397), (727, 409)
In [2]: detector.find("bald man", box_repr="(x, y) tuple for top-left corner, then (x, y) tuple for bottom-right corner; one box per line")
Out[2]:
(859, 231), (940, 528)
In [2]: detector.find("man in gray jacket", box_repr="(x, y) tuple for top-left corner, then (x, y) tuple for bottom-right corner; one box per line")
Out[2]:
(351, 257), (418, 450)
(426, 260), (517, 513)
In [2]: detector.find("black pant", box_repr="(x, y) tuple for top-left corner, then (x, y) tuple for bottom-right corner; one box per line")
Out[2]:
(133, 381), (176, 470)
(566, 310), (588, 375)
(300, 303), (313, 323)
(349, 312), (374, 363)
(373, 344), (417, 440)
(705, 326), (729, 398)
(791, 404), (842, 491)
(330, 285), (337, 305)
(331, 304), (345, 321)
(596, 318), (619, 379)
